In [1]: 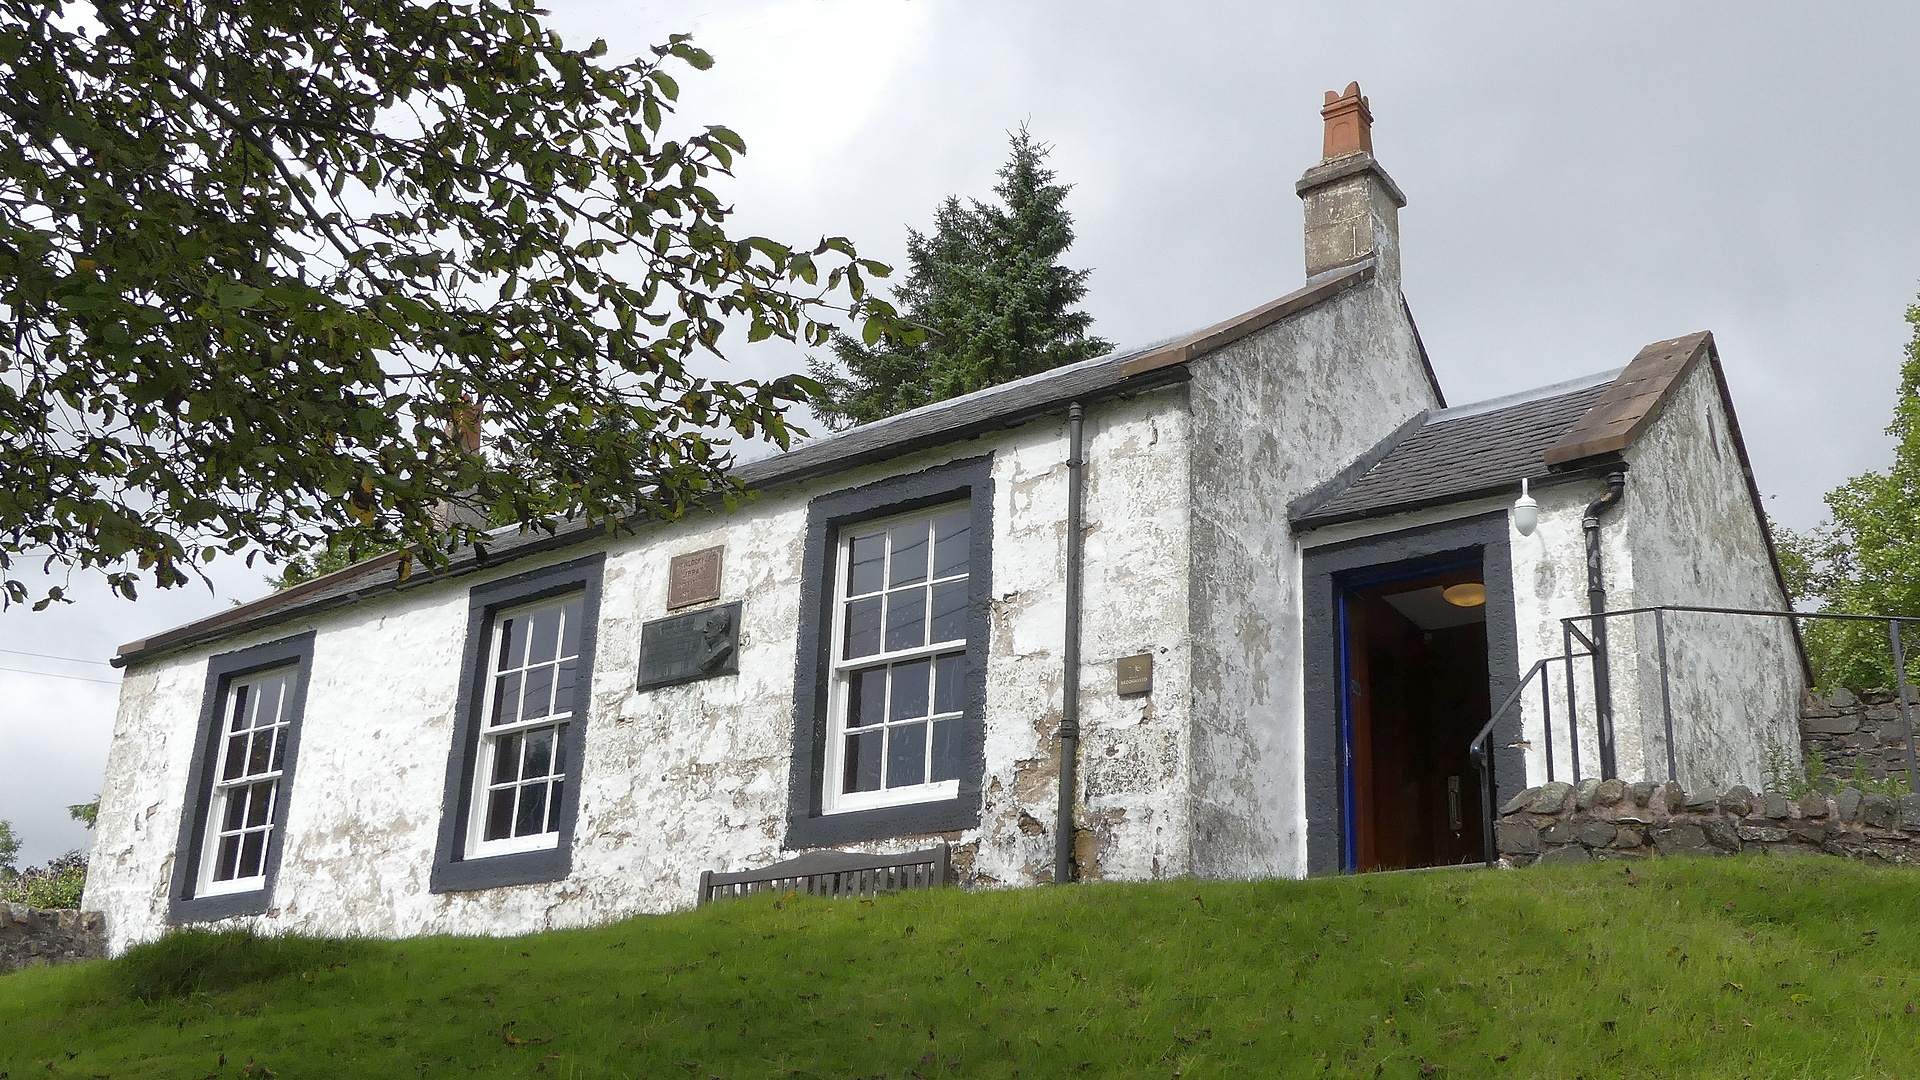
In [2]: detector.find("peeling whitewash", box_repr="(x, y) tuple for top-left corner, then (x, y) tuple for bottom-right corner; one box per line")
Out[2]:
(1505, 363), (1799, 792)
(87, 388), (1198, 953)
(1185, 276), (1439, 879)
(84, 283), (1799, 953)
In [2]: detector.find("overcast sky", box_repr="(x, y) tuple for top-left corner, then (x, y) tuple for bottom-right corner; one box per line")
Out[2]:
(4, 1), (1918, 867)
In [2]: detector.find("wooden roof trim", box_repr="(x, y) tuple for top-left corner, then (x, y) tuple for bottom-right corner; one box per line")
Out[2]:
(1119, 260), (1376, 378)
(1543, 331), (1713, 468)
(115, 549), (407, 661)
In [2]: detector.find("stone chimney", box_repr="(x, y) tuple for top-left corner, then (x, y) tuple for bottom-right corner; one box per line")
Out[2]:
(1297, 82), (1406, 285)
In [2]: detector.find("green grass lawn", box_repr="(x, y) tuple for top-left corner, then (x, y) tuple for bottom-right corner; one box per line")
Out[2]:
(4, 857), (1918, 1078)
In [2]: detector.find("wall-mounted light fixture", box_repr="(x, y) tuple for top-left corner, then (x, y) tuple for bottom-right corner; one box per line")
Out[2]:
(1512, 477), (1539, 537)
(1442, 583), (1487, 608)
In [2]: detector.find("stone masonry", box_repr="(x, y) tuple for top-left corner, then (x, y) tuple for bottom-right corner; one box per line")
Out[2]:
(1801, 688), (1920, 788)
(1496, 779), (1920, 867)
(0, 903), (105, 974)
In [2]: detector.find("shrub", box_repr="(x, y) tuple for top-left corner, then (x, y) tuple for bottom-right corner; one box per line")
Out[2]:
(0, 850), (87, 908)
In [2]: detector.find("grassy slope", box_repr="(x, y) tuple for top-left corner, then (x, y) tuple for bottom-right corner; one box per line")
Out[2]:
(3, 858), (1918, 1079)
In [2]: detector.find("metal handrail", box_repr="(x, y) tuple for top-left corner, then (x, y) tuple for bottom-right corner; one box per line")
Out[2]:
(1565, 605), (1920, 795)
(1469, 654), (1583, 868)
(1473, 604), (1920, 870)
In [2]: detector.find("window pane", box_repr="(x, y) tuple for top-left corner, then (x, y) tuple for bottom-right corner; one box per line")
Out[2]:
(245, 781), (275, 828)
(553, 660), (578, 716)
(889, 522), (929, 587)
(843, 596), (882, 658)
(228, 684), (252, 732)
(221, 790), (248, 831)
(491, 733), (522, 785)
(889, 659), (931, 720)
(848, 533), (885, 596)
(252, 679), (284, 729)
(490, 672), (522, 727)
(497, 616), (522, 671)
(847, 667), (885, 728)
(524, 728), (555, 778)
(484, 788), (515, 841)
(929, 579), (968, 644)
(246, 727), (273, 775)
(527, 606), (562, 666)
(515, 784), (549, 837)
(844, 730), (883, 793)
(558, 598), (584, 659)
(546, 780), (565, 833)
(523, 665), (554, 721)
(238, 831), (266, 878)
(932, 512), (970, 579)
(884, 589), (926, 652)
(551, 723), (567, 774)
(215, 835), (241, 881)
(886, 722), (927, 788)
(270, 728), (287, 772)
(930, 718), (961, 782)
(934, 653), (966, 715)
(222, 733), (249, 781)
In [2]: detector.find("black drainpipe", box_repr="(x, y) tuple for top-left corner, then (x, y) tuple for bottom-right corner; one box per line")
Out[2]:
(1584, 470), (1627, 780)
(1055, 402), (1086, 884)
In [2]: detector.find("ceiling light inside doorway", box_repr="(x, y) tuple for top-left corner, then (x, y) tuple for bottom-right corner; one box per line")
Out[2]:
(1442, 583), (1486, 608)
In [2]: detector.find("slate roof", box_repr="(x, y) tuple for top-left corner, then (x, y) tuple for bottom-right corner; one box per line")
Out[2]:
(115, 262), (1382, 666)
(1289, 372), (1621, 528)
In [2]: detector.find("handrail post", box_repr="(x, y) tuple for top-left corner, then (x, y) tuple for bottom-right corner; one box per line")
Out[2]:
(1479, 733), (1497, 868)
(1540, 665), (1554, 784)
(1563, 622), (1582, 782)
(1655, 608), (1677, 782)
(1889, 619), (1920, 795)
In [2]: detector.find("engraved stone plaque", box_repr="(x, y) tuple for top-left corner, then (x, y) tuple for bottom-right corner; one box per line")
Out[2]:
(666, 545), (724, 610)
(638, 601), (741, 690)
(1116, 653), (1154, 697)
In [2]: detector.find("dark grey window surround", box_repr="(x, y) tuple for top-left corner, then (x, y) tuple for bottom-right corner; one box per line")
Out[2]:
(1299, 512), (1522, 875)
(168, 631), (316, 924)
(430, 553), (605, 893)
(786, 455), (994, 849)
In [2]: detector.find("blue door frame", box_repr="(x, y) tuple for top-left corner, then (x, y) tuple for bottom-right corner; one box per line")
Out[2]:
(1334, 549), (1483, 872)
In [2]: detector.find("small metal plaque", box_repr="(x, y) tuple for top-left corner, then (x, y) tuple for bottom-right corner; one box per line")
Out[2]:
(667, 546), (724, 610)
(1116, 653), (1153, 696)
(638, 601), (741, 690)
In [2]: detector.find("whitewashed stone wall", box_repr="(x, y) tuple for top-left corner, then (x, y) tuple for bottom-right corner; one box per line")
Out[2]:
(1616, 362), (1802, 789)
(1185, 275), (1440, 879)
(86, 388), (1195, 953)
(1507, 365), (1798, 792)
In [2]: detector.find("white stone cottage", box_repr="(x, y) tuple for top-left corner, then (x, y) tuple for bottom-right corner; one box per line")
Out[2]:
(86, 85), (1802, 951)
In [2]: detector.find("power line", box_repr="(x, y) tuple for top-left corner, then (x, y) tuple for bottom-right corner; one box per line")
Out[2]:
(0, 646), (114, 667)
(0, 664), (119, 686)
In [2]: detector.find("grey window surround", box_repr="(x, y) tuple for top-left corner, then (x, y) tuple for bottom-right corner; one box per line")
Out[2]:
(430, 553), (605, 893)
(167, 631), (317, 925)
(1299, 512), (1522, 875)
(786, 455), (994, 849)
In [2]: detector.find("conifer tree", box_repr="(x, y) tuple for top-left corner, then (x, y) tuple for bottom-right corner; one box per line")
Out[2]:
(811, 128), (1111, 428)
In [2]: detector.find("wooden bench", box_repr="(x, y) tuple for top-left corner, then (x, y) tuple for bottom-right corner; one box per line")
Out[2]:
(697, 844), (952, 906)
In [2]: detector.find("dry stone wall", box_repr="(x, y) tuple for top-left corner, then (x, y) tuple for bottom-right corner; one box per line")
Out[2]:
(1801, 688), (1920, 787)
(1496, 779), (1920, 867)
(0, 904), (104, 974)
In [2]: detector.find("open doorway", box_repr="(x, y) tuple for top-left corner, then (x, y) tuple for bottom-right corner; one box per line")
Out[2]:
(1339, 556), (1491, 871)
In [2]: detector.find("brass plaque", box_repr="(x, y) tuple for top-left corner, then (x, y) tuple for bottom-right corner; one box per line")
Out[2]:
(666, 545), (723, 610)
(1116, 653), (1153, 696)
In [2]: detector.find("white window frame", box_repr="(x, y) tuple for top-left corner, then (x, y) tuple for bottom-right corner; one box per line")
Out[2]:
(196, 665), (297, 898)
(464, 593), (584, 859)
(822, 504), (971, 814)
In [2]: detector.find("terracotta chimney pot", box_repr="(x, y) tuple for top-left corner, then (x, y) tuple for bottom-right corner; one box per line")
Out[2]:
(1321, 81), (1373, 160)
